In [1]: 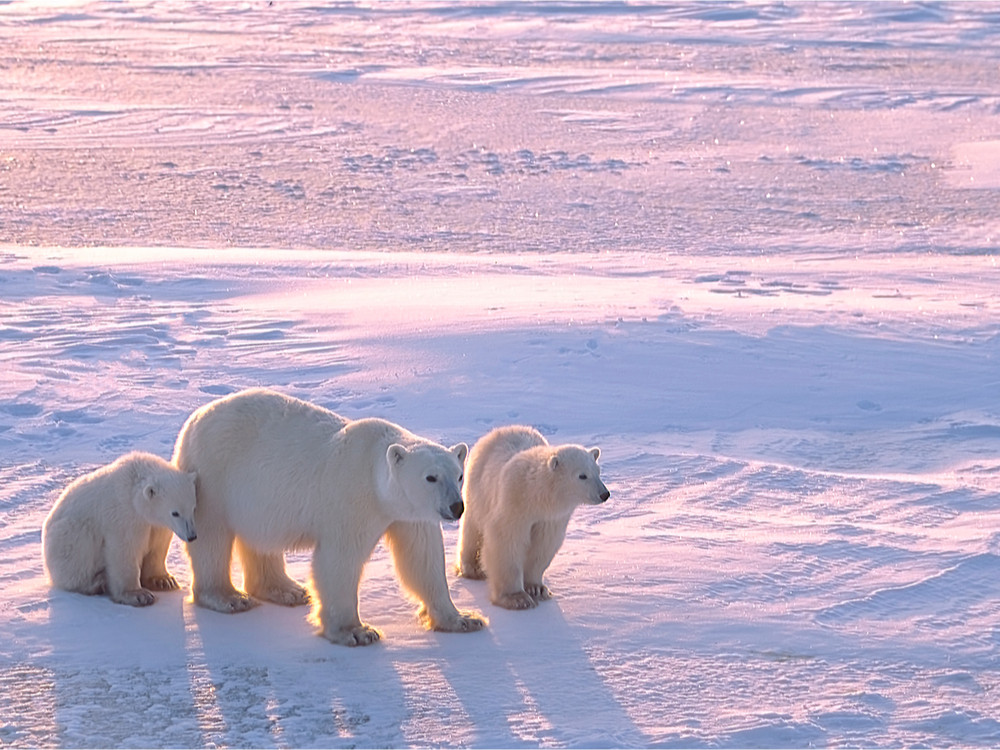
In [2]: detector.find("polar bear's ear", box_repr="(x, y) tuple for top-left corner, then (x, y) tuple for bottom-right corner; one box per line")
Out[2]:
(450, 443), (469, 465)
(589, 447), (601, 461)
(188, 471), (197, 483)
(387, 444), (408, 466)
(548, 455), (560, 470)
(143, 483), (157, 500)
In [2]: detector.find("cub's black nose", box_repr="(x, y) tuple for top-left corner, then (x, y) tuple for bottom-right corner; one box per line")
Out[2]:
(187, 533), (198, 542)
(599, 490), (610, 502)
(449, 501), (465, 519)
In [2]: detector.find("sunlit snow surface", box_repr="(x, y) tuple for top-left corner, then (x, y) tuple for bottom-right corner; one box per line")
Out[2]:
(2, 2), (1000, 748)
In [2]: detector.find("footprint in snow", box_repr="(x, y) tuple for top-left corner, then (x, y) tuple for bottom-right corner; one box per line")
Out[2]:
(97, 435), (136, 453)
(199, 384), (238, 396)
(52, 409), (104, 425)
(0, 402), (43, 417)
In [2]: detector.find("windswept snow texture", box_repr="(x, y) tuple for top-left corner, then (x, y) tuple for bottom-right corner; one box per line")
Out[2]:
(2, 2), (1000, 748)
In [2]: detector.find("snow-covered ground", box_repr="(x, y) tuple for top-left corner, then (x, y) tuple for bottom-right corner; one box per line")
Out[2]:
(2, 2), (1000, 747)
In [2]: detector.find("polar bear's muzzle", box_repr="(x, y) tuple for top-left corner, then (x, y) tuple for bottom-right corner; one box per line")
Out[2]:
(591, 480), (611, 505)
(438, 481), (465, 521)
(441, 499), (465, 521)
(172, 517), (198, 543)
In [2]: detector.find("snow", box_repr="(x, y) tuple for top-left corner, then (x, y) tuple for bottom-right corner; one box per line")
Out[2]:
(2, 1), (1000, 747)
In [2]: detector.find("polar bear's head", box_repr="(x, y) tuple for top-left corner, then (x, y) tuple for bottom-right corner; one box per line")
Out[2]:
(386, 441), (469, 522)
(548, 444), (610, 508)
(136, 468), (198, 543)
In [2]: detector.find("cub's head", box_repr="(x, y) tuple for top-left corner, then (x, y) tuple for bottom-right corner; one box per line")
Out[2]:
(386, 441), (468, 522)
(548, 444), (610, 507)
(136, 468), (198, 543)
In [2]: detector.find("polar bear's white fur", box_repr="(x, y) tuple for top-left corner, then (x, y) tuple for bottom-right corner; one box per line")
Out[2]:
(42, 452), (198, 606)
(457, 425), (609, 610)
(172, 388), (486, 646)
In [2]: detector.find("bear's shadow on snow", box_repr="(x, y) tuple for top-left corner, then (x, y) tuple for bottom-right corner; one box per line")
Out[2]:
(182, 603), (404, 746)
(181, 596), (647, 747)
(174, 596), (648, 745)
(433, 593), (650, 746)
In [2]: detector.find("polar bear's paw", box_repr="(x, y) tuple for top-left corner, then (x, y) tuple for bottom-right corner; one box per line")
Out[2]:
(256, 583), (310, 607)
(425, 607), (487, 633)
(448, 611), (488, 633)
(494, 590), (538, 610)
(324, 624), (382, 647)
(195, 589), (259, 613)
(113, 588), (157, 607)
(455, 560), (486, 580)
(142, 573), (180, 591)
(524, 582), (551, 601)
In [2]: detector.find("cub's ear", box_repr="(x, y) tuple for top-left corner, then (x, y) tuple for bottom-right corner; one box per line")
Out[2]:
(188, 471), (198, 483)
(450, 443), (469, 465)
(589, 447), (601, 461)
(548, 455), (560, 470)
(387, 444), (408, 466)
(143, 483), (157, 500)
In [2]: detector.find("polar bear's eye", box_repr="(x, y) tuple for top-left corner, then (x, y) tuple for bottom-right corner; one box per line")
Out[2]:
(578, 473), (588, 480)
(426, 475), (438, 483)
(458, 474), (463, 483)
(171, 511), (180, 517)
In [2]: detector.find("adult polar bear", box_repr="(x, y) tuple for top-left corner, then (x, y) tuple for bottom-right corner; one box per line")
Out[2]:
(173, 388), (485, 646)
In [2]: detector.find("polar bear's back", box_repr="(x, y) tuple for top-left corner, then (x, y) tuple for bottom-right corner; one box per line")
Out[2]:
(173, 389), (410, 548)
(465, 425), (547, 511)
(178, 388), (347, 451)
(174, 390), (348, 533)
(175, 389), (352, 468)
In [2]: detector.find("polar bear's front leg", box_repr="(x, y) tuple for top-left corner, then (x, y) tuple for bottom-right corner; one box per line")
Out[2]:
(187, 527), (257, 613)
(311, 542), (381, 646)
(140, 526), (179, 591)
(482, 524), (537, 610)
(385, 521), (487, 633)
(522, 517), (570, 603)
(105, 531), (157, 607)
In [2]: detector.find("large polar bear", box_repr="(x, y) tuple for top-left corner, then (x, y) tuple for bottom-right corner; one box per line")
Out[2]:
(172, 388), (486, 646)
(43, 452), (198, 606)
(457, 425), (610, 610)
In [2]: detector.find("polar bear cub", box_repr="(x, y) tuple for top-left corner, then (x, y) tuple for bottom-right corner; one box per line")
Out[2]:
(173, 388), (486, 646)
(457, 425), (610, 609)
(43, 452), (197, 606)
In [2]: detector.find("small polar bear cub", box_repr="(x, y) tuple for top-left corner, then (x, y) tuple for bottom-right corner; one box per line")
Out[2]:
(42, 452), (197, 607)
(457, 425), (610, 610)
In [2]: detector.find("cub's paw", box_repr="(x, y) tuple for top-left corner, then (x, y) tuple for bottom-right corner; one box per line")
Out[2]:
(325, 624), (382, 647)
(114, 588), (156, 607)
(525, 583), (551, 601)
(494, 591), (538, 610)
(142, 574), (179, 591)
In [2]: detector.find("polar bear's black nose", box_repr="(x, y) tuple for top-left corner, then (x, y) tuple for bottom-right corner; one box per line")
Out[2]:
(599, 490), (610, 502)
(187, 532), (198, 542)
(449, 501), (465, 520)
